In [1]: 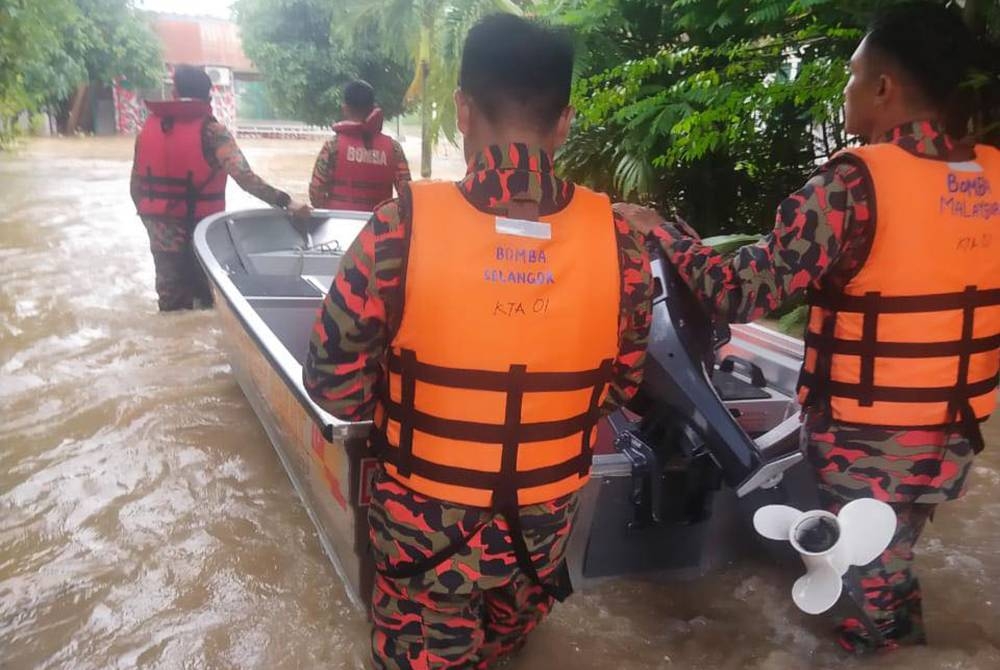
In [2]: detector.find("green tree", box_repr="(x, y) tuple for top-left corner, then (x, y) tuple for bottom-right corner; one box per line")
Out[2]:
(0, 0), (77, 143)
(50, 0), (162, 132)
(234, 0), (410, 127)
(0, 0), (160, 143)
(73, 0), (161, 87)
(336, 0), (526, 177)
(553, 0), (999, 235)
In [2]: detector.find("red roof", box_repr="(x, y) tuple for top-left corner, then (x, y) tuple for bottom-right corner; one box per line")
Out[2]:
(151, 15), (255, 73)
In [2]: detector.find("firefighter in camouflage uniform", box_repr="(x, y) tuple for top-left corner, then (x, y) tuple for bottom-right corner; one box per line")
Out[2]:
(130, 65), (309, 311)
(308, 80), (411, 212)
(304, 15), (655, 669)
(619, 2), (1000, 654)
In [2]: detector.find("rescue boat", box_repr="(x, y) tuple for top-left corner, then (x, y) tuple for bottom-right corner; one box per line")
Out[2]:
(193, 208), (815, 612)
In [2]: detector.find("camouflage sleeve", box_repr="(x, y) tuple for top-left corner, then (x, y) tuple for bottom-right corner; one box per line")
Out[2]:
(391, 139), (411, 194)
(302, 185), (411, 421)
(309, 138), (337, 208)
(652, 160), (871, 323)
(202, 120), (291, 208)
(601, 212), (654, 414)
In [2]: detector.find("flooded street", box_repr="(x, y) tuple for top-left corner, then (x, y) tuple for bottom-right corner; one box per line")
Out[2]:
(2, 136), (998, 669)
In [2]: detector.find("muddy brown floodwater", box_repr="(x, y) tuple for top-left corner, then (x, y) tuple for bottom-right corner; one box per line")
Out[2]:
(2, 136), (998, 670)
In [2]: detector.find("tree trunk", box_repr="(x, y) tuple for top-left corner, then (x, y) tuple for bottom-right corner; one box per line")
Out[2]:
(0, 116), (12, 148)
(962, 0), (985, 33)
(66, 85), (89, 134)
(960, 0), (992, 140)
(420, 60), (432, 178)
(418, 5), (436, 178)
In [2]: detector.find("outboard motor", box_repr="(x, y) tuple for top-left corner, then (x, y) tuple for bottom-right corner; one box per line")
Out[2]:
(585, 245), (891, 635)
(610, 246), (804, 528)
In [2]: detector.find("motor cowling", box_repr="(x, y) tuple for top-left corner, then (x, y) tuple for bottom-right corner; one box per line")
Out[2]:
(613, 244), (804, 527)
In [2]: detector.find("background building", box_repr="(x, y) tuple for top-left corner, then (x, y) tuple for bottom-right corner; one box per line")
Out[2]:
(112, 13), (275, 135)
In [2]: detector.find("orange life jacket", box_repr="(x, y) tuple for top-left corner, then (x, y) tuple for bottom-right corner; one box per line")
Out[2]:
(371, 180), (622, 509)
(798, 143), (1000, 447)
(134, 100), (227, 220)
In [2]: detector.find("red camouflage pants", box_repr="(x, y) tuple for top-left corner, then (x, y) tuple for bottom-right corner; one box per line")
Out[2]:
(367, 467), (578, 669)
(807, 424), (975, 653)
(141, 216), (214, 311)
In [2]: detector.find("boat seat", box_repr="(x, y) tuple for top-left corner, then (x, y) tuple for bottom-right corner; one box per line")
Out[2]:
(230, 273), (323, 299)
(246, 250), (343, 278)
(712, 371), (772, 401)
(248, 298), (322, 365)
(302, 275), (334, 294)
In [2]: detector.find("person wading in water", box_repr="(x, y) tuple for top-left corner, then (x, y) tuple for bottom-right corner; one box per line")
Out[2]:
(619, 1), (1000, 653)
(308, 80), (410, 213)
(131, 65), (309, 311)
(303, 14), (659, 668)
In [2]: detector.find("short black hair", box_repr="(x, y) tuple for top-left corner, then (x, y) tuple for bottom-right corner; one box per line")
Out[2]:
(459, 14), (574, 131)
(866, 2), (975, 106)
(343, 80), (375, 114)
(173, 65), (212, 102)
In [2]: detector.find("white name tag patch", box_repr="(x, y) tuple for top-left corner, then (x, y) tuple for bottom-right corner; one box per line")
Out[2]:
(495, 217), (551, 240)
(947, 161), (983, 172)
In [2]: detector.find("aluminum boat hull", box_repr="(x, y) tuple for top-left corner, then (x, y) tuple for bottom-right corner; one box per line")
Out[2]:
(194, 208), (810, 611)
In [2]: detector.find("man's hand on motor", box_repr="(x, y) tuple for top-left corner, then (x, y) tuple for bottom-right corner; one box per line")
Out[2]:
(612, 202), (700, 241)
(612, 202), (663, 235)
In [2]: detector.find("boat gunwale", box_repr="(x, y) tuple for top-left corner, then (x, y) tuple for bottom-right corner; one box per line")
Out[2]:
(193, 209), (373, 442)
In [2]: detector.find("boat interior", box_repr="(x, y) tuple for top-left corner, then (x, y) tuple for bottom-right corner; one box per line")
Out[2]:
(200, 209), (802, 448)
(202, 210), (367, 366)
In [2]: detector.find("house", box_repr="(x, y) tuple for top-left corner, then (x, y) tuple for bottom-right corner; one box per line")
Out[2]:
(112, 13), (272, 135)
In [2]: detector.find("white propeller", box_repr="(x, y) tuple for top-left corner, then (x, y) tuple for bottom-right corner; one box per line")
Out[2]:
(753, 499), (897, 614)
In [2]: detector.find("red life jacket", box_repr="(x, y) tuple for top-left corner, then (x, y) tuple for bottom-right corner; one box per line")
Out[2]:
(323, 108), (396, 212)
(134, 100), (228, 220)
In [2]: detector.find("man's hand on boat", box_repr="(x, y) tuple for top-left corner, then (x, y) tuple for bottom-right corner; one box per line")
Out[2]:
(285, 199), (312, 219)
